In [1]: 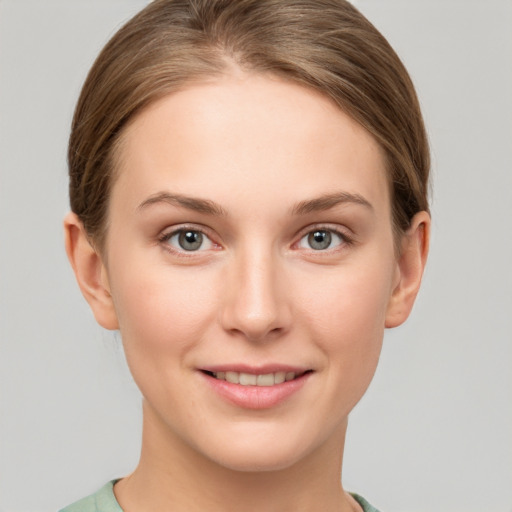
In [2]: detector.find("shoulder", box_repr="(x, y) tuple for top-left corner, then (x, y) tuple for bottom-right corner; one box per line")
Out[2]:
(59, 481), (123, 512)
(351, 493), (382, 512)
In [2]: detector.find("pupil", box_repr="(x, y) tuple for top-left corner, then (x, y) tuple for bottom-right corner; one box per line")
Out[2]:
(179, 231), (203, 251)
(308, 230), (331, 250)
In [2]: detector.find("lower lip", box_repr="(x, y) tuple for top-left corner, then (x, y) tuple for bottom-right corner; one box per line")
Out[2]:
(200, 372), (311, 410)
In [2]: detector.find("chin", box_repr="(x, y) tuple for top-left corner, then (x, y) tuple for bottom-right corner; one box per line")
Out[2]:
(194, 425), (328, 473)
(210, 446), (306, 473)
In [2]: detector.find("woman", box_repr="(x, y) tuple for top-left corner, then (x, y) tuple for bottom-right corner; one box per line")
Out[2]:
(62, 1), (430, 511)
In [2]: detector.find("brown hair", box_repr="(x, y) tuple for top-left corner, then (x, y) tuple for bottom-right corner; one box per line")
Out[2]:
(69, 0), (430, 249)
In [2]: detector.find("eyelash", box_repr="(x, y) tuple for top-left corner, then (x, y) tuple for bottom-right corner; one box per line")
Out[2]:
(295, 225), (354, 253)
(158, 225), (219, 257)
(157, 224), (354, 257)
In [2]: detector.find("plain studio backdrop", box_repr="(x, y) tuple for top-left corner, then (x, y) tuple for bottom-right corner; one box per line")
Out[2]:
(0, 1), (511, 511)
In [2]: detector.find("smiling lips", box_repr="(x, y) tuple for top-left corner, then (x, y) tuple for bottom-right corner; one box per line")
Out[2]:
(207, 370), (302, 386)
(200, 368), (312, 409)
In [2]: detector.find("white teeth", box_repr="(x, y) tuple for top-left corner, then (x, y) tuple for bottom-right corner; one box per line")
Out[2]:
(212, 371), (298, 386)
(225, 371), (239, 384)
(239, 373), (257, 385)
(274, 372), (286, 384)
(256, 373), (274, 386)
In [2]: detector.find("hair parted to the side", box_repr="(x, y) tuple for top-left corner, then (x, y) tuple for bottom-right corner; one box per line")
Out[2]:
(69, 0), (430, 250)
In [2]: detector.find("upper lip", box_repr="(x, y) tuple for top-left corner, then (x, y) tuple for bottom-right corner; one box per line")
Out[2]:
(198, 364), (312, 375)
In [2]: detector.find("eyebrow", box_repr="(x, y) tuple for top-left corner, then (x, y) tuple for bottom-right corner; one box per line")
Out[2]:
(137, 192), (227, 216)
(291, 191), (373, 215)
(137, 190), (372, 217)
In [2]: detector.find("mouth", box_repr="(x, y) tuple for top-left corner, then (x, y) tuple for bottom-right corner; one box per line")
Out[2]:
(200, 368), (313, 409)
(201, 369), (312, 387)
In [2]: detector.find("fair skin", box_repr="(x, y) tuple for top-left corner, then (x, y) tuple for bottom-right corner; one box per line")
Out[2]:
(65, 73), (429, 512)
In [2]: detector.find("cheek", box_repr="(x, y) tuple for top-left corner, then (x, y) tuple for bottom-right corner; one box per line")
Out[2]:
(301, 262), (392, 336)
(108, 265), (223, 417)
(295, 259), (394, 382)
(109, 262), (219, 362)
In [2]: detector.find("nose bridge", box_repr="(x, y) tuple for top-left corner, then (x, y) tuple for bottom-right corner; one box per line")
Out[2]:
(221, 241), (290, 341)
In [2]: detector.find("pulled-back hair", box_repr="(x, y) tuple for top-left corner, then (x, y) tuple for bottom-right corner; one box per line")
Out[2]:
(69, 0), (429, 249)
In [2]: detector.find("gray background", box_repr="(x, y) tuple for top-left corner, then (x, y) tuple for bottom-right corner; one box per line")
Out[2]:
(1, 1), (511, 511)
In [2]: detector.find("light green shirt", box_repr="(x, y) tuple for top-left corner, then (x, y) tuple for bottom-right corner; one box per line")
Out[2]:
(59, 482), (122, 512)
(59, 480), (381, 512)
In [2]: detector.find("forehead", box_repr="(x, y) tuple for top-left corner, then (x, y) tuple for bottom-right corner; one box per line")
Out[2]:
(113, 73), (390, 216)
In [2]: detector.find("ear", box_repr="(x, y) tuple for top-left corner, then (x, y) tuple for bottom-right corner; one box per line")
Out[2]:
(64, 212), (119, 330)
(385, 211), (430, 328)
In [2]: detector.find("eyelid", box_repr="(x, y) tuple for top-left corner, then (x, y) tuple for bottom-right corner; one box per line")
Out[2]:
(158, 224), (222, 255)
(292, 224), (355, 251)
(156, 222), (354, 256)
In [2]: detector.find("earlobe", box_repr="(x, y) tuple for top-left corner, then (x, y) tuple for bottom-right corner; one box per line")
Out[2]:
(385, 211), (430, 328)
(64, 212), (119, 330)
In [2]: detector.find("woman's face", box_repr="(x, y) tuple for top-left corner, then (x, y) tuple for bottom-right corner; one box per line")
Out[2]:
(102, 74), (401, 471)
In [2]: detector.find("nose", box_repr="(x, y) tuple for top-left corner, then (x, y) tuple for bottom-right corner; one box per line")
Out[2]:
(220, 246), (292, 342)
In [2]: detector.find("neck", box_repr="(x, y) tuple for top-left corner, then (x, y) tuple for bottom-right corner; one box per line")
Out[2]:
(115, 400), (359, 512)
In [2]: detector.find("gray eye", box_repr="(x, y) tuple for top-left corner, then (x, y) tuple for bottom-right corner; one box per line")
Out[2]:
(307, 230), (332, 250)
(178, 230), (204, 251)
(164, 229), (214, 253)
